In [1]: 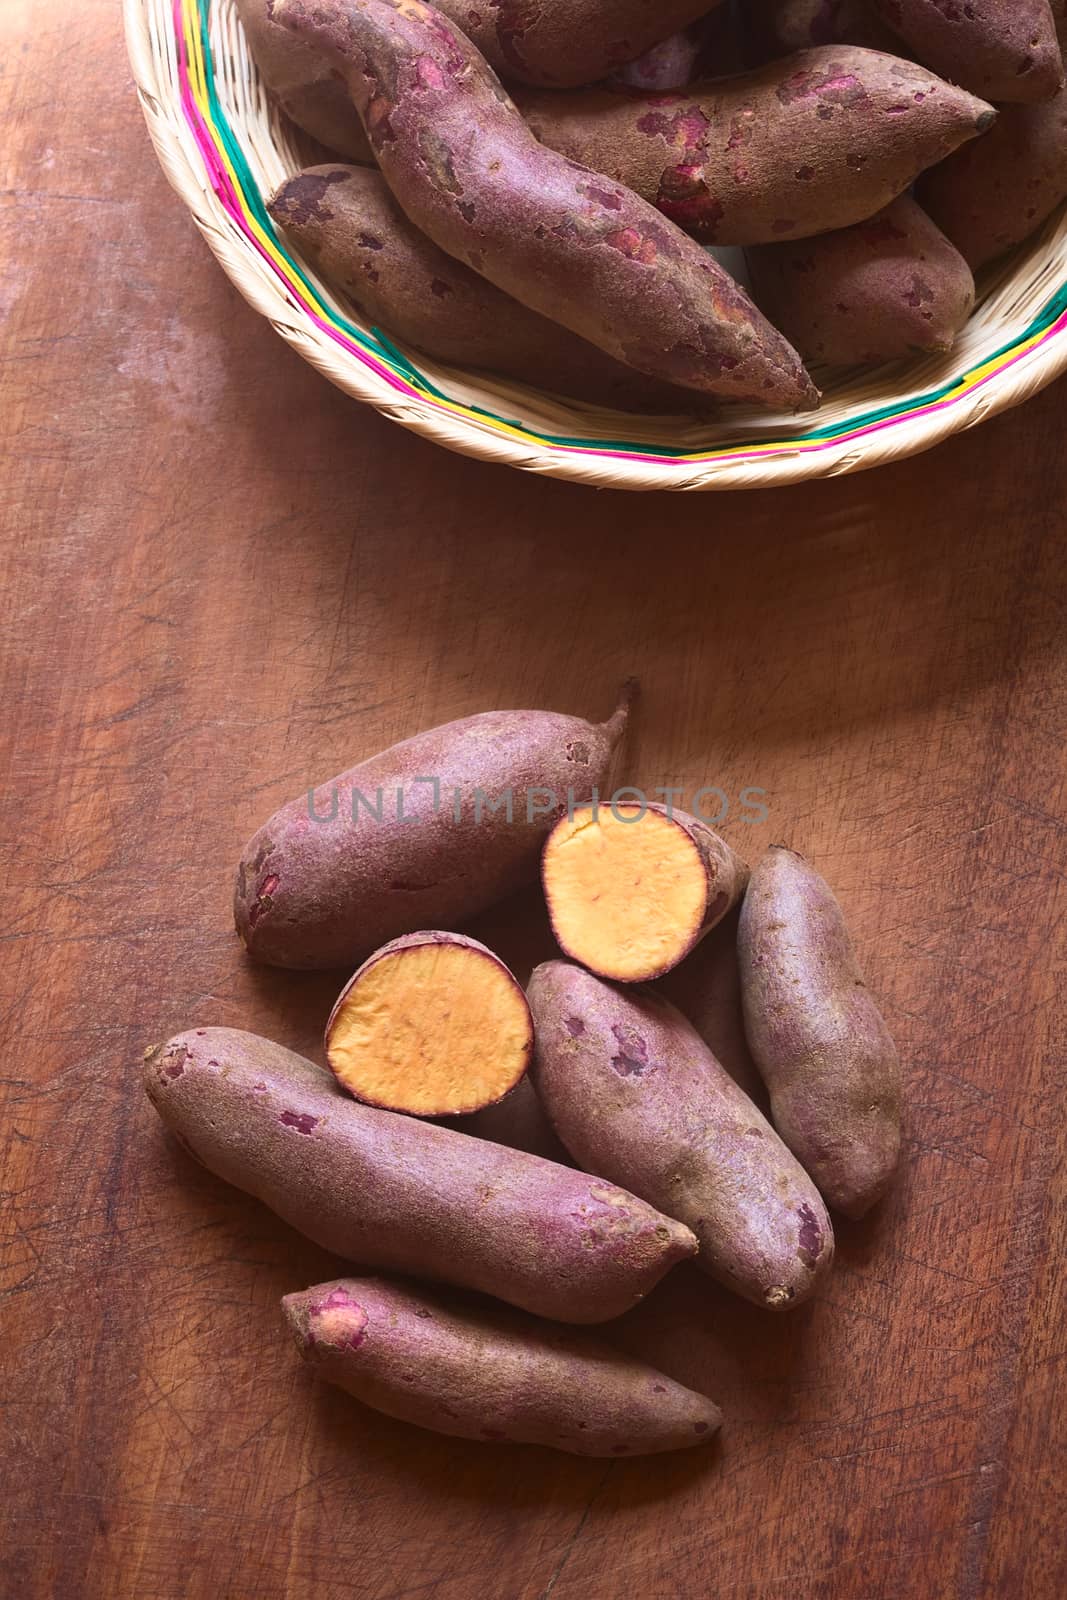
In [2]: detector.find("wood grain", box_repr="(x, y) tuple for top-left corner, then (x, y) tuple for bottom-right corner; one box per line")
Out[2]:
(2, 5), (1065, 1597)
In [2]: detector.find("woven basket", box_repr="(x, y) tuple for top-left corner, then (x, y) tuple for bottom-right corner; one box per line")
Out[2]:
(126, 0), (1067, 491)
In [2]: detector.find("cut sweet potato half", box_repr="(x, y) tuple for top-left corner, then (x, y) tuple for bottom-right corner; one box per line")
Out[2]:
(325, 932), (533, 1117)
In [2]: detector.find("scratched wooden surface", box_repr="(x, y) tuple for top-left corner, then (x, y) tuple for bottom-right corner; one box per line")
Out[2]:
(3, 5), (1066, 1598)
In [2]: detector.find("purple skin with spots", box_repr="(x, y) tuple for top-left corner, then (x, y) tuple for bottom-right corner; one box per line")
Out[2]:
(284, 1276), (721, 1456)
(610, 10), (744, 92)
(515, 46), (994, 248)
(744, 0), (899, 59)
(270, 0), (817, 409)
(745, 194), (975, 366)
(234, 0), (373, 160)
(143, 1028), (697, 1324)
(738, 848), (903, 1220)
(234, 687), (635, 972)
(528, 963), (835, 1312)
(870, 0), (1064, 104)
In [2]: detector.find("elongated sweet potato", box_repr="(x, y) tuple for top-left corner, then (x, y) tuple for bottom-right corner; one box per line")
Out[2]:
(738, 848), (902, 1219)
(145, 1028), (697, 1322)
(271, 0), (818, 409)
(285, 1277), (721, 1455)
(324, 931), (533, 1116)
(869, 0), (1063, 103)
(515, 48), (994, 246)
(746, 195), (975, 366)
(235, 0), (372, 160)
(234, 687), (633, 971)
(528, 963), (834, 1311)
(541, 803), (749, 983)
(431, 0), (726, 89)
(269, 166), (709, 412)
(745, 0), (897, 57)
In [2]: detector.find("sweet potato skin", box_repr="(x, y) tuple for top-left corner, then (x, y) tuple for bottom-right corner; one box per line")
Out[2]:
(234, 692), (632, 971)
(515, 48), (994, 247)
(611, 11), (743, 91)
(269, 166), (708, 413)
(528, 963), (834, 1311)
(235, 0), (372, 160)
(745, 0), (897, 57)
(870, 0), (1063, 103)
(285, 1277), (721, 1455)
(738, 848), (903, 1220)
(145, 1028), (697, 1322)
(746, 195), (975, 366)
(271, 0), (817, 410)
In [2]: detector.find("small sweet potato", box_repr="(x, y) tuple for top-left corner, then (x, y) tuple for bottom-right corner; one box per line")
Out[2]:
(324, 931), (533, 1116)
(515, 48), (994, 246)
(541, 803), (749, 983)
(285, 1277), (722, 1455)
(269, 166), (709, 412)
(869, 0), (1063, 103)
(528, 963), (834, 1311)
(746, 195), (975, 367)
(145, 1028), (697, 1322)
(272, 0), (818, 410)
(745, 0), (898, 57)
(235, 0), (371, 160)
(738, 847), (903, 1220)
(234, 687), (633, 971)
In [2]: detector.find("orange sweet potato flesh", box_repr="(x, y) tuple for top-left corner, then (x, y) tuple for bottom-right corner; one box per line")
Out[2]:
(542, 803), (749, 983)
(285, 1277), (722, 1455)
(235, 0), (372, 160)
(144, 1028), (698, 1323)
(270, 0), (818, 410)
(325, 932), (532, 1116)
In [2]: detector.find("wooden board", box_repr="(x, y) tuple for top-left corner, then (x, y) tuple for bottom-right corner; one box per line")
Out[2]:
(2, 5), (1065, 1596)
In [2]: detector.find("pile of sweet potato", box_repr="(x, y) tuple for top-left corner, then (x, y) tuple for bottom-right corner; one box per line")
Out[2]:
(231, 0), (1067, 407)
(146, 688), (904, 1457)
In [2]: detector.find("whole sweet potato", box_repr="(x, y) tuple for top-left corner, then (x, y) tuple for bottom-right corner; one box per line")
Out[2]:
(272, 0), (817, 410)
(285, 1277), (721, 1455)
(738, 848), (902, 1219)
(869, 0), (1063, 103)
(431, 0), (726, 89)
(745, 0), (897, 57)
(269, 166), (708, 412)
(746, 196), (975, 367)
(145, 1028), (697, 1322)
(528, 963), (834, 1311)
(234, 688), (633, 971)
(235, 0), (371, 160)
(515, 49), (994, 247)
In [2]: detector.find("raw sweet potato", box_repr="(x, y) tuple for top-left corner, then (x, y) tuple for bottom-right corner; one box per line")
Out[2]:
(285, 1277), (722, 1455)
(324, 931), (533, 1116)
(144, 1028), (697, 1322)
(746, 195), (975, 367)
(515, 48), (994, 246)
(430, 0), (726, 89)
(235, 0), (372, 160)
(271, 0), (818, 410)
(449, 1074), (574, 1165)
(528, 963), (834, 1311)
(744, 0), (897, 57)
(738, 847), (903, 1220)
(234, 687), (634, 971)
(869, 0), (1063, 103)
(611, 11), (743, 91)
(269, 166), (709, 412)
(541, 803), (749, 983)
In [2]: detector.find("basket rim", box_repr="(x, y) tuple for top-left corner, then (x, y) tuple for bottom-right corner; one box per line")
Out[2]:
(125, 0), (1067, 491)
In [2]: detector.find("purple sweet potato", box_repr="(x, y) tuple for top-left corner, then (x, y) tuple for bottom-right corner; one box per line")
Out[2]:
(528, 962), (835, 1311)
(515, 48), (994, 247)
(610, 10), (744, 91)
(869, 0), (1063, 103)
(235, 0), (372, 160)
(745, 0), (898, 58)
(285, 1277), (721, 1455)
(746, 195), (975, 366)
(449, 1074), (574, 1165)
(234, 688), (633, 971)
(145, 1028), (697, 1322)
(271, 0), (818, 410)
(269, 165), (709, 412)
(738, 848), (903, 1220)
(430, 0), (727, 89)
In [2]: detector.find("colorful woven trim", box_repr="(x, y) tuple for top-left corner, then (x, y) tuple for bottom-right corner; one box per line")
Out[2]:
(175, 0), (1067, 467)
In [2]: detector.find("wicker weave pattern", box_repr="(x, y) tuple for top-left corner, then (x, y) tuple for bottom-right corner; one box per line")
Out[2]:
(125, 0), (1067, 491)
